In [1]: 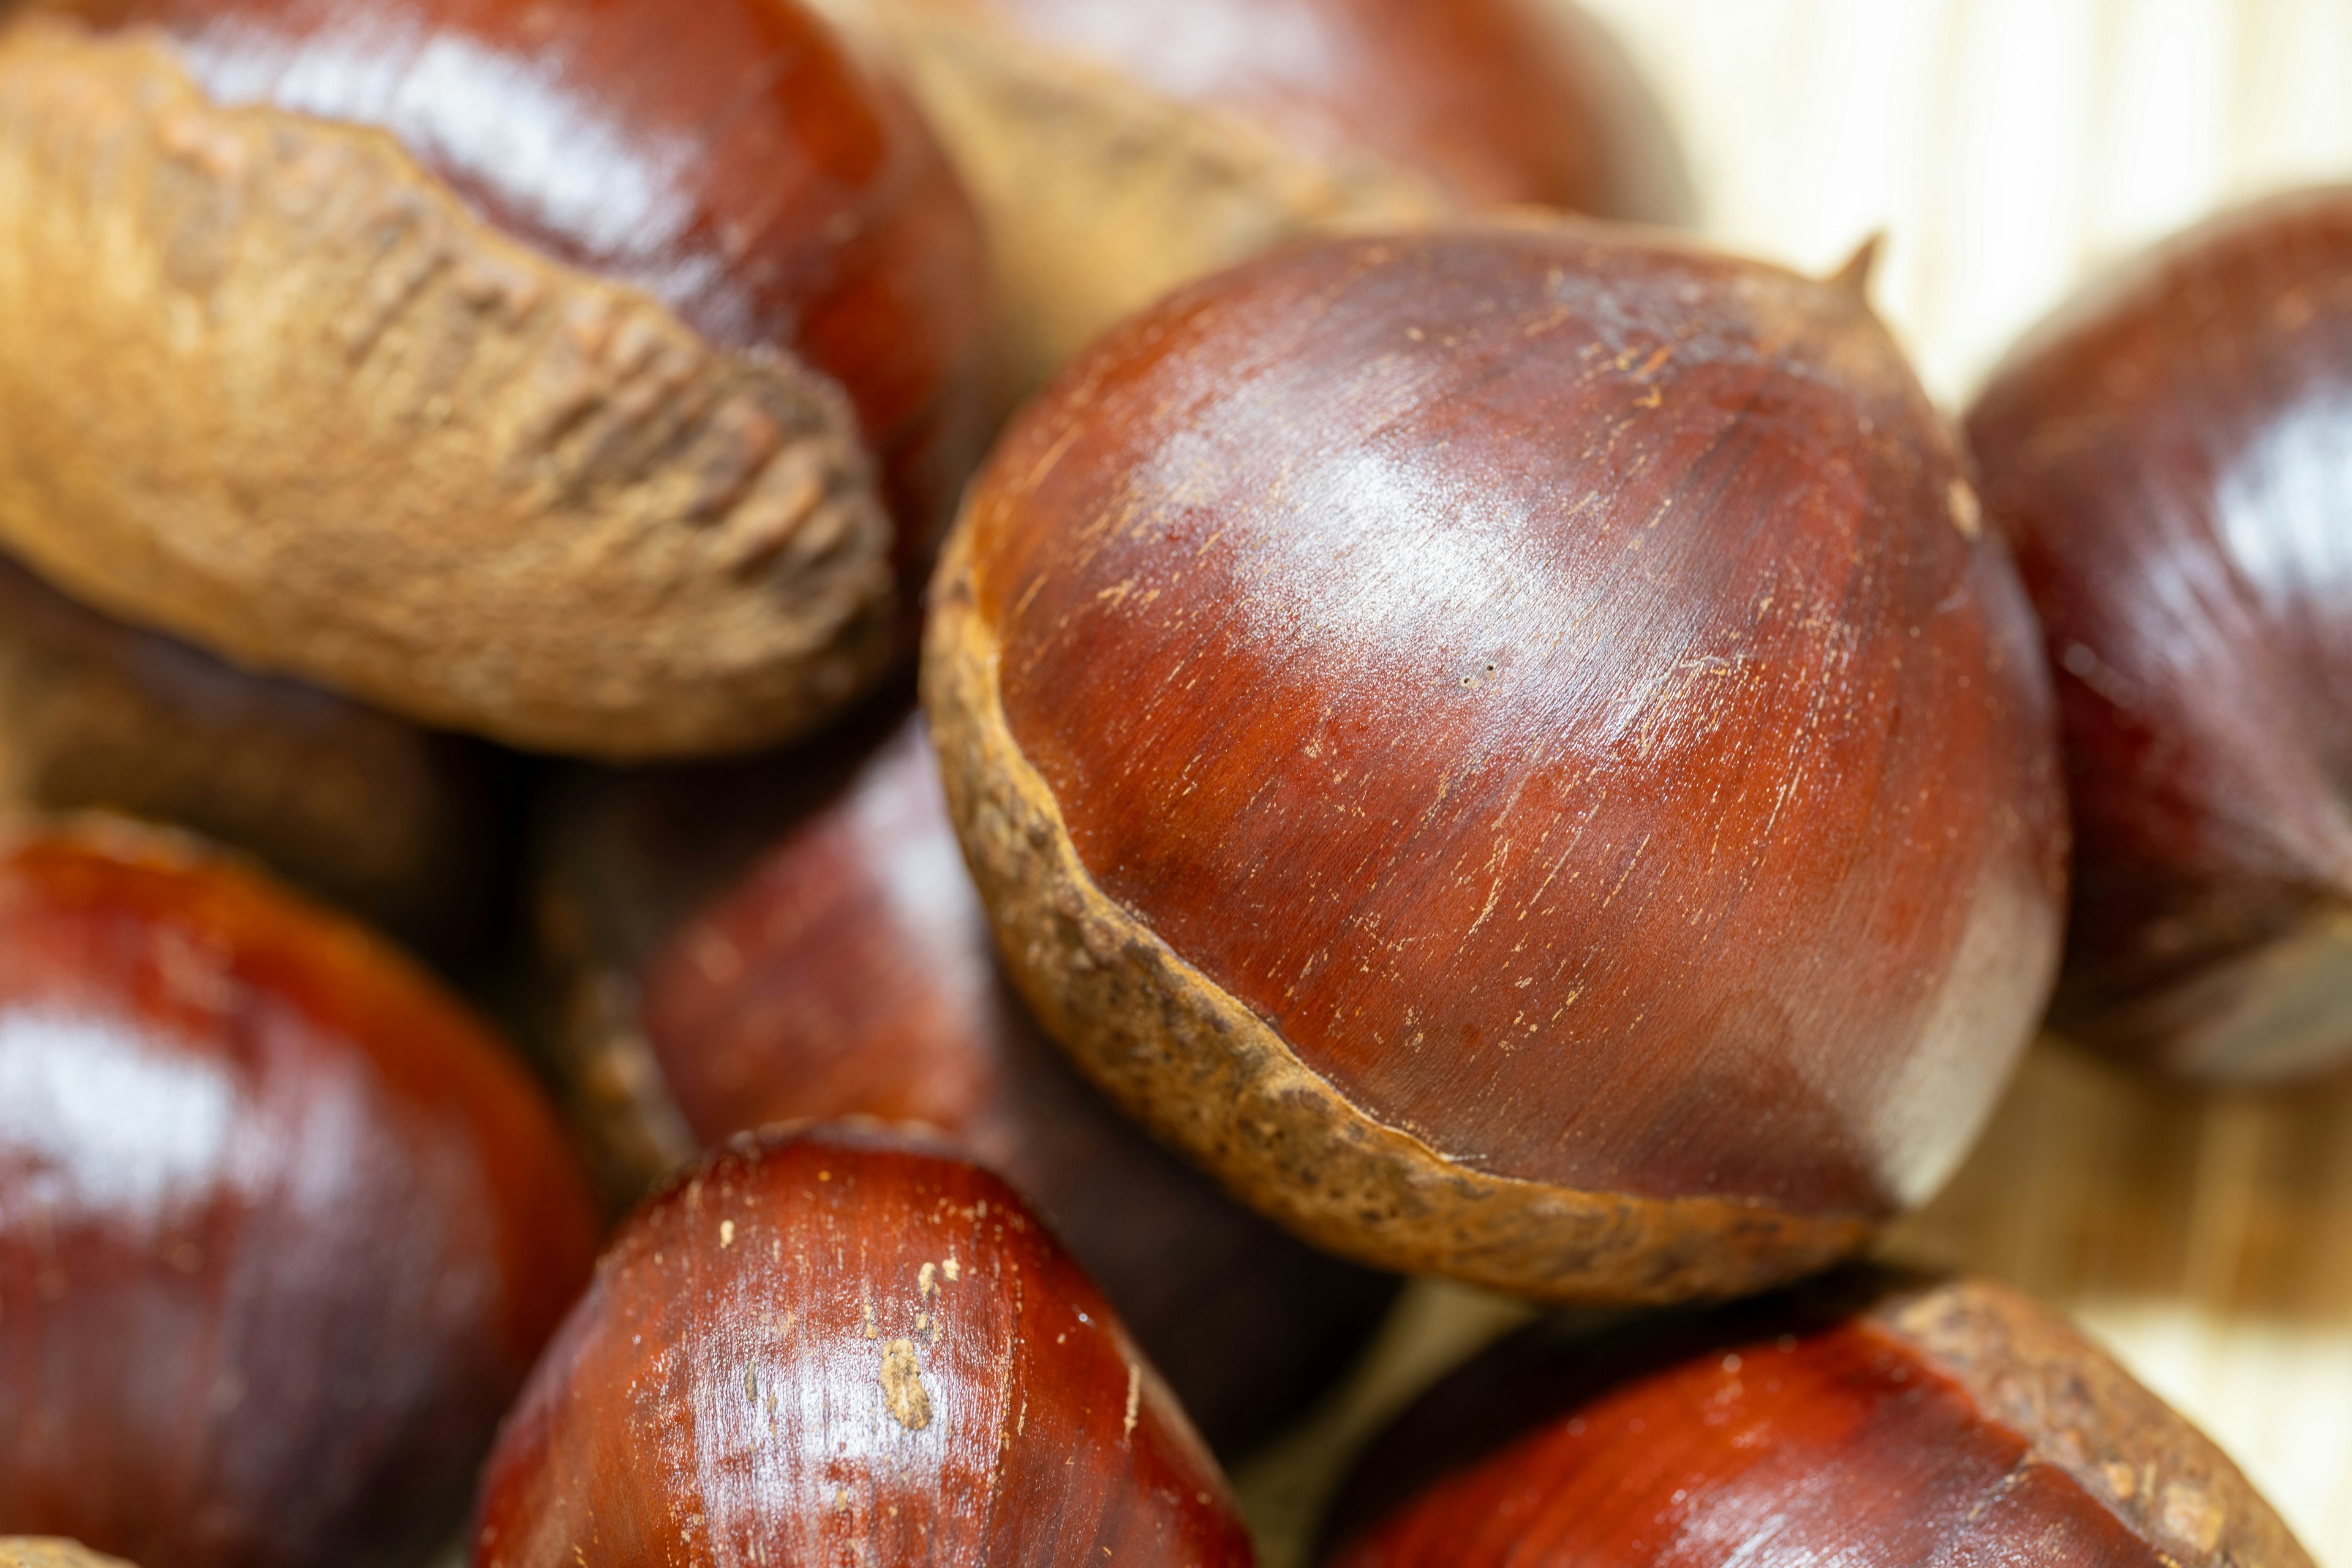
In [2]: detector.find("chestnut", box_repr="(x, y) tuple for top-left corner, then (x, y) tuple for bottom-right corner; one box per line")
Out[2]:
(0, 0), (986, 759)
(1967, 187), (2352, 1081)
(925, 223), (2069, 1305)
(474, 1128), (1255, 1567)
(534, 700), (1399, 1456)
(0, 553), (513, 966)
(1321, 1271), (2314, 1567)
(815, 0), (1689, 401)
(0, 819), (601, 1568)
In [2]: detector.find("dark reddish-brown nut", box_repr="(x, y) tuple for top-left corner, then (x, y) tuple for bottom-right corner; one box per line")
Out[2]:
(0, 0), (986, 760)
(925, 224), (2070, 1306)
(1322, 1272), (2313, 1568)
(813, 0), (1688, 401)
(0, 554), (513, 966)
(0, 820), (601, 1568)
(475, 1129), (1256, 1567)
(1968, 188), (2352, 1081)
(535, 701), (1399, 1455)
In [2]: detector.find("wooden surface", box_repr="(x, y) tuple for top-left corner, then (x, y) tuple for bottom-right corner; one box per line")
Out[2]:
(1236, 4), (2352, 1562)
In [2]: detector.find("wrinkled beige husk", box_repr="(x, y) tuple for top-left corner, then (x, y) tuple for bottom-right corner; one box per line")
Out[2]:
(1879, 1276), (2316, 1568)
(922, 524), (1873, 1307)
(807, 0), (1453, 409)
(0, 19), (894, 761)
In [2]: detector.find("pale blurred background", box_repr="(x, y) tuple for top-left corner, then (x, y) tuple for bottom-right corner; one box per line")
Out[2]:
(1241, 4), (2352, 1562)
(1584, 0), (2352, 402)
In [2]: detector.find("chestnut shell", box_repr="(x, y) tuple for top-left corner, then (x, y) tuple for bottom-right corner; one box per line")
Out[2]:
(473, 1129), (1254, 1567)
(925, 222), (2068, 1302)
(1967, 186), (2352, 1080)
(0, 822), (600, 1568)
(0, 0), (986, 758)
(54, 0), (987, 548)
(1322, 1272), (2313, 1568)
(944, 0), (1691, 222)
(534, 701), (1400, 1456)
(0, 553), (514, 967)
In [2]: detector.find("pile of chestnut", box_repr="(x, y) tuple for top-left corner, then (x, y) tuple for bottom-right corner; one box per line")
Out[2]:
(0, 1), (2342, 1564)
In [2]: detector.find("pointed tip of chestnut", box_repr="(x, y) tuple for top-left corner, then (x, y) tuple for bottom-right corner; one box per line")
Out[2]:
(1323, 1270), (2314, 1568)
(925, 219), (2066, 1305)
(475, 1128), (1256, 1568)
(1828, 231), (1887, 302)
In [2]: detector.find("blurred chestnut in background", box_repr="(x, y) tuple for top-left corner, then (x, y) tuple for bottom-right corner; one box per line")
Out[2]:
(535, 701), (1398, 1455)
(1322, 1270), (2313, 1567)
(0, 555), (513, 968)
(927, 224), (2068, 1305)
(0, 821), (600, 1568)
(1969, 187), (2352, 1082)
(810, 0), (1689, 401)
(475, 1129), (1254, 1568)
(0, 0), (985, 758)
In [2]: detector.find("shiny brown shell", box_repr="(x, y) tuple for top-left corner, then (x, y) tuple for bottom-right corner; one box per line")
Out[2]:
(0, 820), (601, 1568)
(1968, 186), (2352, 1080)
(473, 1129), (1254, 1568)
(1322, 1272), (2313, 1568)
(533, 701), (1398, 1456)
(925, 222), (2068, 1304)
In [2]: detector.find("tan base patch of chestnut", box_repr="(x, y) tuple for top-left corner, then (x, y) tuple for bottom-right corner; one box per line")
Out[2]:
(0, 19), (888, 760)
(0, 0), (988, 761)
(0, 1543), (135, 1568)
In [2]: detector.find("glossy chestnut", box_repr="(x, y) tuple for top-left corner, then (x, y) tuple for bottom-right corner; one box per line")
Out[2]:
(0, 0), (986, 758)
(925, 224), (2069, 1305)
(535, 700), (1399, 1455)
(474, 1129), (1255, 1568)
(0, 554), (513, 966)
(1322, 1272), (2312, 1568)
(814, 0), (1689, 401)
(0, 820), (601, 1568)
(1967, 187), (2352, 1080)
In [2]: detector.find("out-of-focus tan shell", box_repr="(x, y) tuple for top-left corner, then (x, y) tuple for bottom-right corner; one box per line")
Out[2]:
(0, 1544), (137, 1568)
(808, 0), (1452, 408)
